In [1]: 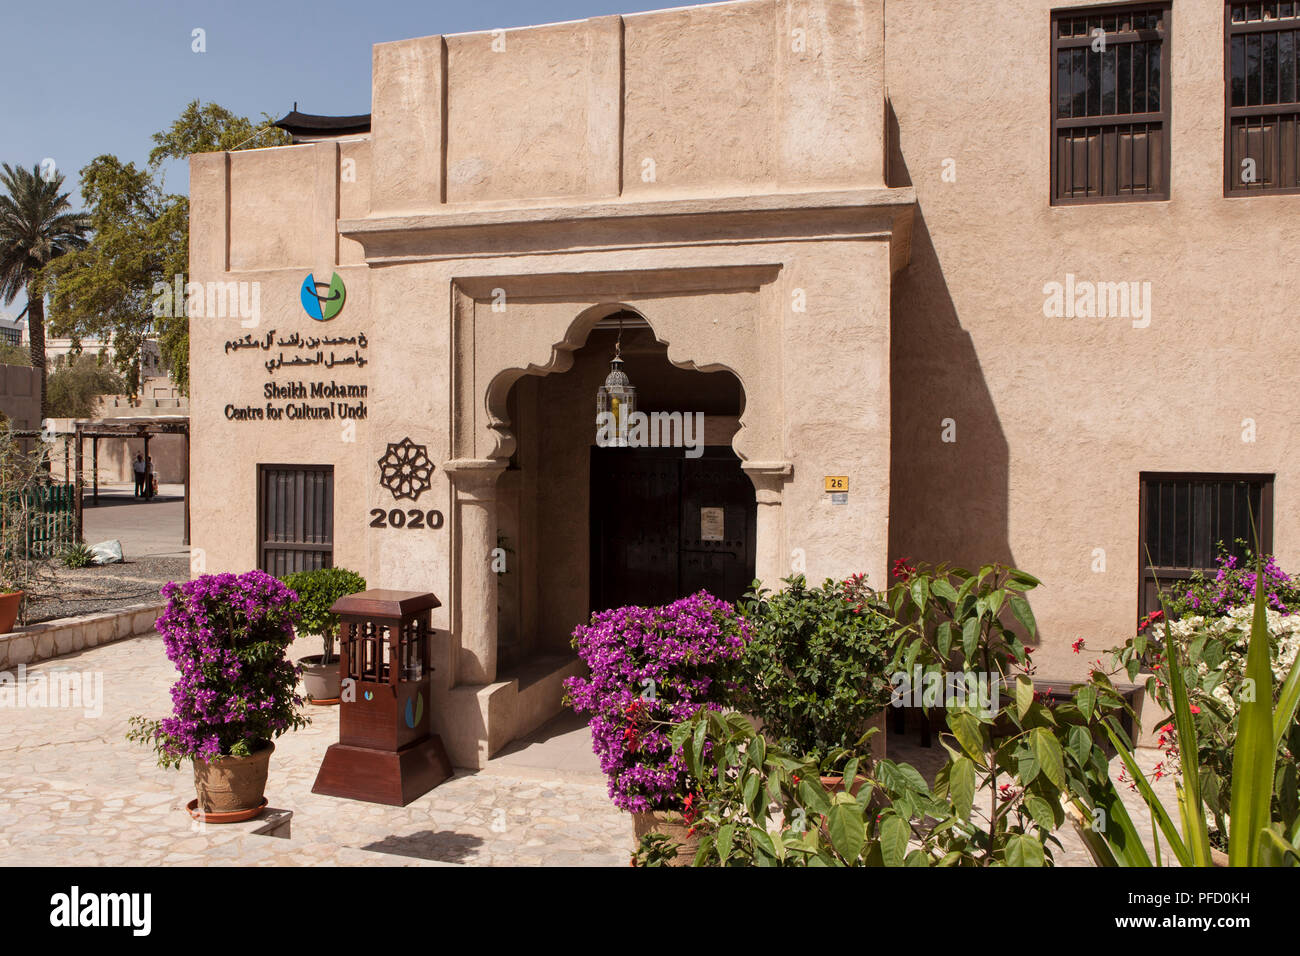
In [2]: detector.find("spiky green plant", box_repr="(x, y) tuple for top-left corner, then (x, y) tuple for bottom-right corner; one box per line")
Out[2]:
(1071, 548), (1300, 866)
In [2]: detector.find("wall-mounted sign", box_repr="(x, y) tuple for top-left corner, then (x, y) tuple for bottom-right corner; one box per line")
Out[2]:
(700, 506), (725, 542)
(300, 272), (346, 321)
(824, 476), (848, 492)
(378, 437), (434, 501)
(831, 492), (848, 506)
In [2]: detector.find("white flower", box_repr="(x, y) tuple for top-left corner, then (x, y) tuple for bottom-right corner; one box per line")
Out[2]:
(1162, 611), (1300, 716)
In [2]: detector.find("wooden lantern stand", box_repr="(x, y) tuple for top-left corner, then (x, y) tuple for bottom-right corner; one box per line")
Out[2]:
(311, 590), (453, 806)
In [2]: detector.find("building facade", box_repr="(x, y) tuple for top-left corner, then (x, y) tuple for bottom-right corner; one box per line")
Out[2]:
(189, 0), (1299, 766)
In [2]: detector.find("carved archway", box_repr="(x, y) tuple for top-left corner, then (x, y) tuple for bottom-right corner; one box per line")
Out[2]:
(444, 266), (793, 686)
(482, 301), (755, 464)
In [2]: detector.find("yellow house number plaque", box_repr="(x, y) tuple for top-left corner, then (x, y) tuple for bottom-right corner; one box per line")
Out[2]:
(823, 476), (848, 492)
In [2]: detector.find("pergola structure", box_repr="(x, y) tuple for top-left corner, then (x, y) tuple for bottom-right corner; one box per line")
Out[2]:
(70, 416), (190, 545)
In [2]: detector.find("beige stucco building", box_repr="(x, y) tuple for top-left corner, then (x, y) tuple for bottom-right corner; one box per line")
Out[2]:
(189, 0), (1300, 766)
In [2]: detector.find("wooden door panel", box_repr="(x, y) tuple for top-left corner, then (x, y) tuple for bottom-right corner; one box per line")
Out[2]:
(590, 446), (755, 612)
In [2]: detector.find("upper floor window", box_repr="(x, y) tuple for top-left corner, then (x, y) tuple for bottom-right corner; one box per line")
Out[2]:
(1226, 2), (1300, 194)
(1051, 4), (1171, 204)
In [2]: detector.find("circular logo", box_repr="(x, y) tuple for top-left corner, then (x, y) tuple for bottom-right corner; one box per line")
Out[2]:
(300, 272), (346, 320)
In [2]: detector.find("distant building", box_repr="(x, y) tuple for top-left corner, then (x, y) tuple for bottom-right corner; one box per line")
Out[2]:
(0, 318), (23, 349)
(274, 106), (370, 145)
(42, 334), (166, 380)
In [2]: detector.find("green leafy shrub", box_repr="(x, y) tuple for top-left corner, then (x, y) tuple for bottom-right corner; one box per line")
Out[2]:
(737, 574), (897, 768)
(60, 543), (95, 568)
(1073, 553), (1300, 867)
(1103, 597), (1300, 853)
(631, 833), (682, 867)
(674, 562), (1123, 866)
(281, 567), (366, 664)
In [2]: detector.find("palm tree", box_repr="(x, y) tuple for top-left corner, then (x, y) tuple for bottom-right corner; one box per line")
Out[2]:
(0, 163), (91, 425)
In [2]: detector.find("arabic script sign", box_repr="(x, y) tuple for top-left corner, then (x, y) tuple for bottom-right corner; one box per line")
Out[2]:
(224, 328), (368, 373)
(222, 328), (371, 423)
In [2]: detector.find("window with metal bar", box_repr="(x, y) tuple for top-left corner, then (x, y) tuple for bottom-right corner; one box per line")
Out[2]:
(1051, 4), (1171, 203)
(1137, 473), (1274, 620)
(258, 464), (335, 576)
(1226, 2), (1300, 193)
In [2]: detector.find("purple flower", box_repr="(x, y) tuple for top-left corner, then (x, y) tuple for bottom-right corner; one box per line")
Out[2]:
(565, 592), (749, 813)
(144, 570), (306, 761)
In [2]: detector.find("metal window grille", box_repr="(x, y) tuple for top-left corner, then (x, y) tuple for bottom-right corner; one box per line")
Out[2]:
(1226, 2), (1300, 193)
(1051, 4), (1171, 203)
(257, 464), (334, 575)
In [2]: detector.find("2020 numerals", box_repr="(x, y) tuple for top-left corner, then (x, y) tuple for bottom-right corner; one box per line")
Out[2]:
(369, 508), (444, 530)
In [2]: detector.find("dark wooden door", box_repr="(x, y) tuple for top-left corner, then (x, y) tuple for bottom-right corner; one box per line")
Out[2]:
(590, 446), (755, 611)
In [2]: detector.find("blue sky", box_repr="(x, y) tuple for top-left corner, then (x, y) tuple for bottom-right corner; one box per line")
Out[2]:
(0, 0), (689, 318)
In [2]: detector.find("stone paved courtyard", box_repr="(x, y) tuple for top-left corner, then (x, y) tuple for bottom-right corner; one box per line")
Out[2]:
(0, 628), (1175, 866)
(0, 632), (632, 867)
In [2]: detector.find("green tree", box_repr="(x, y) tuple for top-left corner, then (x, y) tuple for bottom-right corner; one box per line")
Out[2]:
(0, 343), (30, 367)
(46, 353), (127, 419)
(44, 101), (288, 396)
(43, 156), (180, 395)
(0, 163), (91, 423)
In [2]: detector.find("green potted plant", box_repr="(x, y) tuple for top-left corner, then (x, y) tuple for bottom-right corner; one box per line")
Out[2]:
(565, 591), (750, 866)
(127, 570), (309, 820)
(737, 573), (897, 787)
(282, 567), (366, 704)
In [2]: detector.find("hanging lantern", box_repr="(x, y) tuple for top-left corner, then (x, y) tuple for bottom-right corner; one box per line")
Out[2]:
(596, 324), (636, 447)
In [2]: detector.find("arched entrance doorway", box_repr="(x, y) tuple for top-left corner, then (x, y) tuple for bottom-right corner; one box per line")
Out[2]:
(496, 309), (754, 670)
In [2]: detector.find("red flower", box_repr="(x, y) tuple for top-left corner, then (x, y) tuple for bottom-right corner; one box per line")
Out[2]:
(1189, 705), (1201, 714)
(1071, 637), (1086, 654)
(682, 791), (700, 825)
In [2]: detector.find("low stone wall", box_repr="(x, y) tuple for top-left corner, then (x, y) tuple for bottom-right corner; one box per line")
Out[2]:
(0, 602), (166, 669)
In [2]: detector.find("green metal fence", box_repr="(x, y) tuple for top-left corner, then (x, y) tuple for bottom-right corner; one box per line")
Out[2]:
(13, 483), (76, 558)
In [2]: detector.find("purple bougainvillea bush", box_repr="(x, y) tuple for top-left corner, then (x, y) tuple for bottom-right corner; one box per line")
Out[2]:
(565, 591), (750, 813)
(127, 570), (309, 769)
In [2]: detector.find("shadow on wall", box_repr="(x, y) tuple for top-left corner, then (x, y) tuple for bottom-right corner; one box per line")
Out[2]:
(886, 100), (1016, 578)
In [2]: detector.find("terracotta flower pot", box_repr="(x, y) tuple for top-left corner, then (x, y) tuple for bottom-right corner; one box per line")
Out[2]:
(0, 591), (23, 634)
(192, 741), (274, 814)
(633, 809), (701, 866)
(298, 654), (342, 703)
(818, 774), (869, 797)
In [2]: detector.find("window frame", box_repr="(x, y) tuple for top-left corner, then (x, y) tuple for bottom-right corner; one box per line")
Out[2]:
(1223, 2), (1300, 196)
(1136, 471), (1275, 620)
(1050, 2), (1173, 205)
(256, 463), (335, 575)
